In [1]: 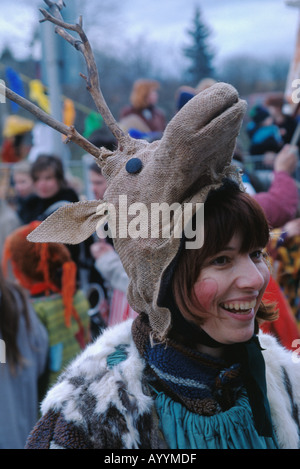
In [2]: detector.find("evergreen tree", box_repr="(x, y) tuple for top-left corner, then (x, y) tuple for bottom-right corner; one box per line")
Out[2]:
(183, 6), (215, 86)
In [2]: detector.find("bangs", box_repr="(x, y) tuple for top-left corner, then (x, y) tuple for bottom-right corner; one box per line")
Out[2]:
(200, 181), (270, 260)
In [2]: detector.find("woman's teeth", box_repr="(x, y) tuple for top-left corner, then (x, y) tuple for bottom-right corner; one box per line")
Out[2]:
(221, 300), (256, 313)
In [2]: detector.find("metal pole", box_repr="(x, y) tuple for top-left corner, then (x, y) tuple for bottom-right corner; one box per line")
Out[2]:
(40, 13), (71, 165)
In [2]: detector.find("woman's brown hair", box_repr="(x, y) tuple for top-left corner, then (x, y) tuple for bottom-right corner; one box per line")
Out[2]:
(0, 266), (31, 372)
(30, 154), (67, 189)
(172, 180), (278, 328)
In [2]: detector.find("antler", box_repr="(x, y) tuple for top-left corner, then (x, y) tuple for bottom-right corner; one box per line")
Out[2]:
(0, 0), (129, 157)
(39, 0), (128, 145)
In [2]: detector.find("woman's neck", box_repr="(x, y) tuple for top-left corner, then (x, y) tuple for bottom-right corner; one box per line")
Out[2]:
(195, 342), (225, 359)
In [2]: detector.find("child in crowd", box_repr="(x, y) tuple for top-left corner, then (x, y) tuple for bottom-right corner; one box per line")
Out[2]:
(12, 161), (36, 224)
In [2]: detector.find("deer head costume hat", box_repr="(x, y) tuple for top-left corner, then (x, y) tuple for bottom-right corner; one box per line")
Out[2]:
(28, 82), (247, 340)
(1, 2), (247, 340)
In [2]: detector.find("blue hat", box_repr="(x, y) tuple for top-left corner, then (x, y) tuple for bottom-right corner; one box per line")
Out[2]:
(176, 91), (195, 111)
(250, 105), (270, 124)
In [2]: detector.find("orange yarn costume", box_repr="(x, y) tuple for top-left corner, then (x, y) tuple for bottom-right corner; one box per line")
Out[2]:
(2, 221), (84, 331)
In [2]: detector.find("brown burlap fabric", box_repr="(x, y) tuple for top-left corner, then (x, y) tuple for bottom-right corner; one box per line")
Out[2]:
(28, 83), (247, 339)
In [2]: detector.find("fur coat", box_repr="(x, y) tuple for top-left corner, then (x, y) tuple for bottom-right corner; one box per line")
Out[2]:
(26, 319), (300, 449)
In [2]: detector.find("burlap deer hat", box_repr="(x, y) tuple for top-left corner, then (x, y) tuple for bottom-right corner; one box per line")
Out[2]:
(28, 82), (247, 339)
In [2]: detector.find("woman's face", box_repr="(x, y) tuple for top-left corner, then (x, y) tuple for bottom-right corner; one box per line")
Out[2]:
(190, 233), (270, 345)
(34, 168), (60, 199)
(147, 89), (158, 106)
(14, 173), (33, 198)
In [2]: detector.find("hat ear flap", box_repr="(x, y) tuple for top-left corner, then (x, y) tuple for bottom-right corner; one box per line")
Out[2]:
(27, 200), (108, 245)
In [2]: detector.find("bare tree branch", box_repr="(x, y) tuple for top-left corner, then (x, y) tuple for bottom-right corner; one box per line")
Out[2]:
(1, 0), (130, 160)
(0, 85), (101, 158)
(39, 1), (129, 144)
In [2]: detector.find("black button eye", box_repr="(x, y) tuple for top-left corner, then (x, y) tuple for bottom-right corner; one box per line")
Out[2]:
(125, 158), (143, 174)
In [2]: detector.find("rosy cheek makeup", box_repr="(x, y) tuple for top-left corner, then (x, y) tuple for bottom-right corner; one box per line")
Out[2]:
(194, 278), (218, 313)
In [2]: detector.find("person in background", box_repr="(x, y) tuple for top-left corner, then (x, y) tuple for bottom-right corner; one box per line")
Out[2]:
(174, 85), (196, 112)
(90, 238), (137, 327)
(23, 154), (79, 223)
(79, 132), (119, 336)
(27, 123), (57, 163)
(266, 216), (300, 331)
(119, 79), (166, 140)
(77, 161), (112, 335)
(253, 144), (299, 229)
(12, 161), (36, 224)
(88, 162), (137, 328)
(246, 104), (283, 157)
(233, 143), (299, 229)
(264, 92), (300, 148)
(88, 162), (108, 201)
(18, 154), (81, 269)
(261, 275), (299, 350)
(0, 199), (20, 256)
(0, 264), (48, 449)
(2, 222), (90, 389)
(12, 161), (34, 199)
(195, 77), (217, 93)
(0, 115), (34, 163)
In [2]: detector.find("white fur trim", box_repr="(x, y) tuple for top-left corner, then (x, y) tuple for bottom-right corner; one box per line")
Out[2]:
(41, 325), (300, 449)
(41, 319), (153, 424)
(260, 332), (300, 449)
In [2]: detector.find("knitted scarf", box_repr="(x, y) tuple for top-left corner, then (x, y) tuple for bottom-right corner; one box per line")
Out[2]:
(132, 313), (243, 416)
(132, 312), (274, 438)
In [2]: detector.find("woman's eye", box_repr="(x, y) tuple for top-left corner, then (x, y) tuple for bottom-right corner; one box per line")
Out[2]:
(212, 255), (230, 266)
(250, 250), (264, 261)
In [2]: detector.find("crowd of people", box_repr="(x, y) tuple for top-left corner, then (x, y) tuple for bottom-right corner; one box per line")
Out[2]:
(1, 78), (300, 449)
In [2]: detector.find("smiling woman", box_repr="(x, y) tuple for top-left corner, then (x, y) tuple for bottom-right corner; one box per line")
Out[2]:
(24, 76), (300, 449)
(26, 178), (300, 450)
(20, 154), (79, 224)
(171, 179), (277, 349)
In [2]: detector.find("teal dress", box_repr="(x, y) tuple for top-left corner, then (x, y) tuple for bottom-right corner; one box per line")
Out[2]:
(154, 389), (278, 449)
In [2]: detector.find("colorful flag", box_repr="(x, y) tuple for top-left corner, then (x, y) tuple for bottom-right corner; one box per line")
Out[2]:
(63, 98), (76, 127)
(5, 67), (25, 112)
(29, 79), (50, 113)
(83, 111), (103, 138)
(2, 115), (34, 138)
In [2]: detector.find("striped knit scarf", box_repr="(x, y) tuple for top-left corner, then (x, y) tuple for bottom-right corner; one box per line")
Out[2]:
(132, 313), (243, 416)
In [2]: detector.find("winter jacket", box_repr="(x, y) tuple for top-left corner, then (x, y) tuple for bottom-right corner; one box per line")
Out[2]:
(25, 319), (300, 449)
(119, 105), (166, 134)
(20, 187), (79, 224)
(254, 171), (299, 229)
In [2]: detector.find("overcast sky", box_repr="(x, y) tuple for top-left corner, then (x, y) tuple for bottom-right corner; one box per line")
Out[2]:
(123, 0), (299, 60)
(0, 0), (299, 71)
